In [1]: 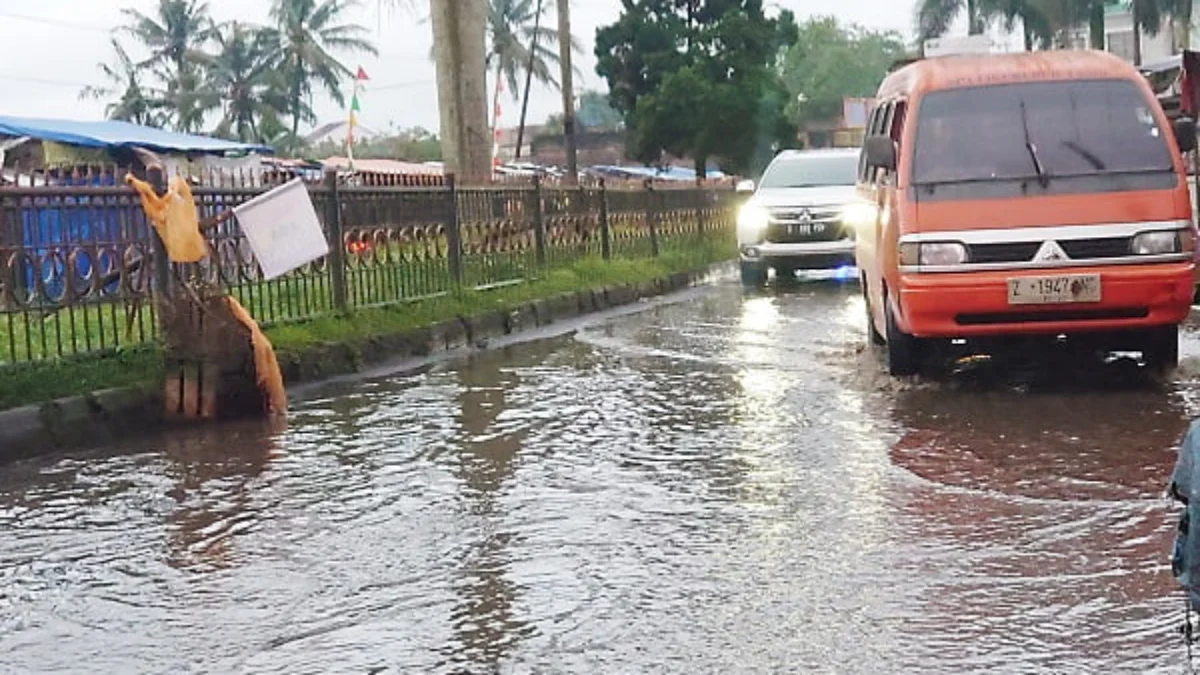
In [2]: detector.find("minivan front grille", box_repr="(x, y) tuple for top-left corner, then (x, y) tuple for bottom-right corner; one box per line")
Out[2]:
(966, 236), (1134, 264)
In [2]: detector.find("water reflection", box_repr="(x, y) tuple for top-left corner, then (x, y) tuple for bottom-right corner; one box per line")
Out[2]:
(442, 346), (534, 671)
(163, 418), (285, 572)
(883, 362), (1191, 669)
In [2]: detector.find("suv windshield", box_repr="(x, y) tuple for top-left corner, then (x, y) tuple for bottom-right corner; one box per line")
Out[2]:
(758, 154), (859, 188)
(912, 78), (1176, 199)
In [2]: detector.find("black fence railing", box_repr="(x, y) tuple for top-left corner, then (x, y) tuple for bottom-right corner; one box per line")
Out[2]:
(0, 169), (737, 366)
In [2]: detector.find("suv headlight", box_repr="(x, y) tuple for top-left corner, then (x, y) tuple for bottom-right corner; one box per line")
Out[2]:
(737, 204), (769, 242)
(1131, 230), (1183, 255)
(899, 241), (968, 267)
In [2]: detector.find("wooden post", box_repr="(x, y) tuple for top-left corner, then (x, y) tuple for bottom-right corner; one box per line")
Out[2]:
(599, 178), (612, 261)
(645, 179), (659, 257)
(445, 173), (464, 285)
(324, 169), (348, 312)
(532, 173), (547, 266)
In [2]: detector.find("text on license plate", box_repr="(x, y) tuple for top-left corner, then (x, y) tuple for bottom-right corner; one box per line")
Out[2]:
(788, 224), (825, 236)
(1007, 274), (1101, 305)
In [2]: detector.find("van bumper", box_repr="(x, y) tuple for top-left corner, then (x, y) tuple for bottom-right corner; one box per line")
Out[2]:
(896, 263), (1195, 338)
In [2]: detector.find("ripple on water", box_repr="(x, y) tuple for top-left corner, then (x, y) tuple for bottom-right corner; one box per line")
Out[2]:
(0, 281), (1198, 673)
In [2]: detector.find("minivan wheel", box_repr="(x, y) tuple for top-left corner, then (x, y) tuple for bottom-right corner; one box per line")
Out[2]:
(1143, 324), (1180, 373)
(740, 260), (768, 287)
(863, 278), (886, 346)
(885, 296), (921, 376)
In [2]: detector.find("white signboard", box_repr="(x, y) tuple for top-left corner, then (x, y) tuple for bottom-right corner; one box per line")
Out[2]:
(924, 34), (994, 58)
(233, 178), (330, 280)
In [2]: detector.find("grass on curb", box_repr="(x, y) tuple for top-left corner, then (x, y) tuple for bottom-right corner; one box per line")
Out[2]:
(0, 345), (163, 413)
(0, 239), (734, 413)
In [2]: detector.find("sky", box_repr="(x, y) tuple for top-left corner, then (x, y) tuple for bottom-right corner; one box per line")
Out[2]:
(0, 0), (930, 138)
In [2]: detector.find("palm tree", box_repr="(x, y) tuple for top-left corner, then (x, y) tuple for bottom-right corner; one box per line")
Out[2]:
(79, 39), (163, 126)
(271, 0), (378, 141)
(209, 22), (290, 142)
(917, 0), (986, 44)
(119, 0), (219, 131)
(487, 0), (578, 99)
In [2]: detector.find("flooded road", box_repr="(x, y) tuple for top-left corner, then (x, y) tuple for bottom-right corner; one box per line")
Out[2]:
(3, 273), (1200, 673)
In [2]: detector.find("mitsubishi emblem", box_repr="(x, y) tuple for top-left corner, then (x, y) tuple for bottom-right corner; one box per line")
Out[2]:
(798, 209), (812, 224)
(1033, 240), (1068, 262)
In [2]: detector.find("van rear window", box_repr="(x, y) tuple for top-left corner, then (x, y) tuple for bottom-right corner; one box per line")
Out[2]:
(911, 79), (1176, 199)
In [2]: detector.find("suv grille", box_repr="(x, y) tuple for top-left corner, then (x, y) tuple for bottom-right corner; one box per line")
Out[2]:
(764, 204), (847, 243)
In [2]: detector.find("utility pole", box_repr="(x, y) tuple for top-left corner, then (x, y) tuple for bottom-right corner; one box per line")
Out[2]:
(556, 0), (578, 183)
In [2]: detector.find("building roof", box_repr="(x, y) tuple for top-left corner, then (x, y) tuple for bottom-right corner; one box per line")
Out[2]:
(321, 156), (443, 175)
(880, 50), (1139, 98)
(305, 120), (378, 145)
(0, 115), (271, 154)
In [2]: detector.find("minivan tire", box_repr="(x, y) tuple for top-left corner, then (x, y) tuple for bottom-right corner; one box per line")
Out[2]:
(741, 261), (768, 287)
(885, 296), (921, 376)
(1143, 324), (1180, 373)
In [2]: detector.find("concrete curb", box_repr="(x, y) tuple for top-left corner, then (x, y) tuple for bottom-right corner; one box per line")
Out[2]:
(0, 260), (731, 463)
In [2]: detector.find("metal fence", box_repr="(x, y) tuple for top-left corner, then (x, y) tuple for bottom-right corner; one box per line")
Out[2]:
(0, 167), (736, 366)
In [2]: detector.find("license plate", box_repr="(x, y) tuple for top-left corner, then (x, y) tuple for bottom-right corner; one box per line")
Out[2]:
(788, 223), (825, 236)
(1007, 274), (1101, 305)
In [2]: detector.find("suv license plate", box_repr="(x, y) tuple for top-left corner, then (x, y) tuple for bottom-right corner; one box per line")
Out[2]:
(788, 224), (825, 236)
(1007, 274), (1101, 305)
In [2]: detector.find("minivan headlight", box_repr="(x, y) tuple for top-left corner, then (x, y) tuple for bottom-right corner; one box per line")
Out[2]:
(737, 204), (770, 242)
(899, 241), (968, 267)
(1131, 230), (1182, 255)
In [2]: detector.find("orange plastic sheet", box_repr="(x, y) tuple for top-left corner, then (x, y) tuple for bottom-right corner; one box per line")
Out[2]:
(125, 174), (208, 263)
(224, 295), (288, 415)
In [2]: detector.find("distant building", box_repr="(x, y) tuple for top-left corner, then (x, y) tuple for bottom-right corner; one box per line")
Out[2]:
(305, 121), (379, 147)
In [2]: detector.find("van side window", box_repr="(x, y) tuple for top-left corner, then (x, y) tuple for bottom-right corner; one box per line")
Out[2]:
(867, 102), (894, 184)
(859, 105), (883, 182)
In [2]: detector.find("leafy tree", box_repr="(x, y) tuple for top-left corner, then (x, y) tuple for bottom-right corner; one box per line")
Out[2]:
(781, 18), (908, 135)
(576, 90), (623, 131)
(80, 39), (164, 127)
(271, 0), (378, 141)
(595, 0), (798, 177)
(916, 0), (986, 42)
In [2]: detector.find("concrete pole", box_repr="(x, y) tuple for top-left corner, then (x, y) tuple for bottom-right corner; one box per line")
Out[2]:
(556, 0), (578, 184)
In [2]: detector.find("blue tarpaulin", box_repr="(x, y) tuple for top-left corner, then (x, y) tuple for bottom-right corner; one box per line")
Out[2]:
(0, 115), (271, 154)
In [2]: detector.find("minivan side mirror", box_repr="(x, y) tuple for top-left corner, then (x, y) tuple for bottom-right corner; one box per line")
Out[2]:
(735, 179), (755, 193)
(864, 136), (897, 171)
(1175, 117), (1197, 154)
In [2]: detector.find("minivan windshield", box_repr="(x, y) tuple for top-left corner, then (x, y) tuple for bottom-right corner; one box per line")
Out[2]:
(912, 78), (1175, 199)
(758, 153), (860, 188)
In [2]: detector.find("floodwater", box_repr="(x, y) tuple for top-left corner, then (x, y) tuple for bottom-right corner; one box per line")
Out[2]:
(4, 273), (1200, 674)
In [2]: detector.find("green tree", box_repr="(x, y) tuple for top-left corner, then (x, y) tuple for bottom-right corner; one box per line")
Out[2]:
(209, 22), (290, 143)
(781, 19), (908, 138)
(79, 39), (164, 127)
(576, 90), (623, 130)
(595, 0), (798, 177)
(118, 0), (220, 131)
(271, 0), (378, 141)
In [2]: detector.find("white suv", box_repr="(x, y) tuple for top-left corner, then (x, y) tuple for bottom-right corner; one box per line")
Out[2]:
(735, 148), (862, 286)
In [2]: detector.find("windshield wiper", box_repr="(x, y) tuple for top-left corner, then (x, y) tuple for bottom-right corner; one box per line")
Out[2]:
(1020, 99), (1050, 188)
(1061, 140), (1106, 170)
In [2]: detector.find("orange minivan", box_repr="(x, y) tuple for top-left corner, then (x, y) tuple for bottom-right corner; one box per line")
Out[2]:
(854, 50), (1198, 376)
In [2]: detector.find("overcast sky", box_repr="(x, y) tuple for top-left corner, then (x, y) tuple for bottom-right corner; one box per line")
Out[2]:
(0, 0), (929, 136)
